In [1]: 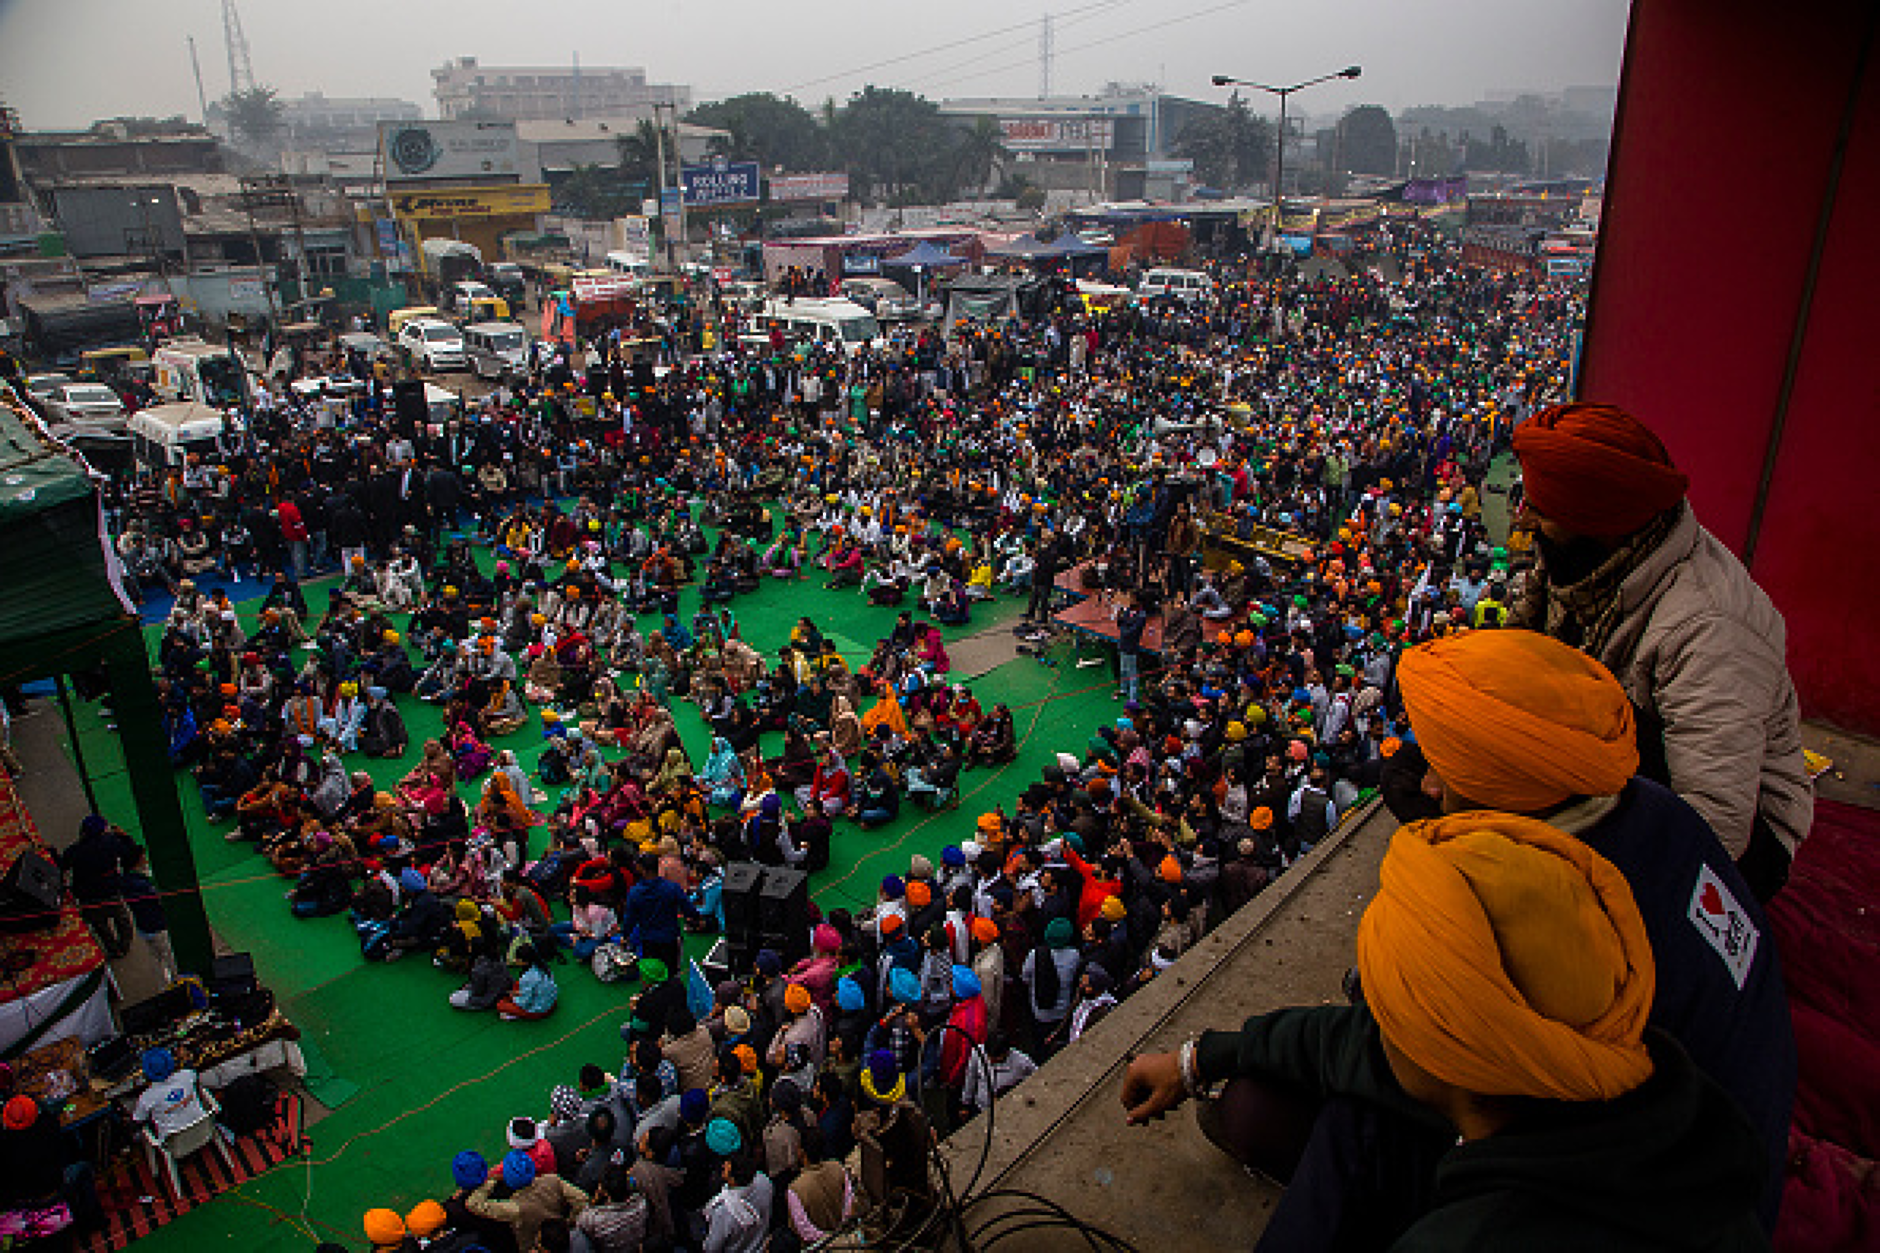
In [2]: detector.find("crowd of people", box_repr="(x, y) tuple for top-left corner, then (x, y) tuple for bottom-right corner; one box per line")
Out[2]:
(43, 215), (1811, 1250)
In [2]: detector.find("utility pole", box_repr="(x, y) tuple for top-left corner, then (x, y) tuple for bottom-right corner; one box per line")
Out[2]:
(652, 102), (672, 273)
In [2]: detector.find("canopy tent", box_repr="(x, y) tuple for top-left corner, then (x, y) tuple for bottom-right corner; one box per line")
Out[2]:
(883, 240), (968, 269)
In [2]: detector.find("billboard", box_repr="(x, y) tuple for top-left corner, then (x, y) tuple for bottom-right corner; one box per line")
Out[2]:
(389, 184), (551, 221)
(681, 160), (760, 207)
(769, 172), (849, 202)
(378, 121), (520, 183)
(998, 117), (1115, 152)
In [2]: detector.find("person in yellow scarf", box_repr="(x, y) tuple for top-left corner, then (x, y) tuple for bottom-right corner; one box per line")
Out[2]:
(1120, 812), (1768, 1253)
(860, 683), (908, 740)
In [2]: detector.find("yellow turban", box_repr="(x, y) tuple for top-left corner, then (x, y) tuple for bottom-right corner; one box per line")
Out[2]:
(1397, 628), (1638, 812)
(1358, 813), (1655, 1103)
(405, 1200), (448, 1238)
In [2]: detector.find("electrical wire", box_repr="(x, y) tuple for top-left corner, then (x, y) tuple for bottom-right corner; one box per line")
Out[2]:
(908, 0), (1255, 95)
(771, 0), (1141, 98)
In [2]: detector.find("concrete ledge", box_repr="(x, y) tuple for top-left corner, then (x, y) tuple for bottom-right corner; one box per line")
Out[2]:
(938, 800), (1397, 1249)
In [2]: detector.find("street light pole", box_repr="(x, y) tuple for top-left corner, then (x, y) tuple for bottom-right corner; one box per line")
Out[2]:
(1212, 65), (1361, 247)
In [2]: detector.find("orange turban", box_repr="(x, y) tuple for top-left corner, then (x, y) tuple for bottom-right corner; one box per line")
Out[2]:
(784, 983), (811, 1015)
(363, 1209), (406, 1246)
(1398, 629), (1637, 812)
(970, 916), (1000, 944)
(1511, 403), (1689, 539)
(1358, 813), (1655, 1102)
(905, 880), (932, 908)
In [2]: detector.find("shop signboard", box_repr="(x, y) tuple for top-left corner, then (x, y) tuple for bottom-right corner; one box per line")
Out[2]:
(389, 184), (551, 221)
(680, 160), (760, 207)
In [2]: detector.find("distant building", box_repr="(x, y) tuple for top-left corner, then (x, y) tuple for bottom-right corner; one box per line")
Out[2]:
(207, 92), (423, 151)
(515, 117), (725, 183)
(432, 57), (691, 122)
(938, 86), (1221, 200)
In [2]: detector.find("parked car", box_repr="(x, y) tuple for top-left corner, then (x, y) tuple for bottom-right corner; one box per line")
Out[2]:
(840, 277), (922, 322)
(24, 372), (73, 407)
(397, 318), (467, 372)
(45, 381), (128, 428)
(486, 262), (527, 308)
(463, 321), (530, 380)
(1136, 267), (1216, 304)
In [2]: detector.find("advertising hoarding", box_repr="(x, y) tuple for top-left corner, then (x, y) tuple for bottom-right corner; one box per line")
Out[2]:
(378, 121), (520, 183)
(769, 172), (850, 202)
(998, 117), (1115, 151)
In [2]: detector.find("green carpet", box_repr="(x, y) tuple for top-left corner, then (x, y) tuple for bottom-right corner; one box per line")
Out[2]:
(68, 525), (1115, 1253)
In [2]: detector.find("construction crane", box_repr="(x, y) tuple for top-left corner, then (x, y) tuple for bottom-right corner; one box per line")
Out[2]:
(222, 0), (255, 97)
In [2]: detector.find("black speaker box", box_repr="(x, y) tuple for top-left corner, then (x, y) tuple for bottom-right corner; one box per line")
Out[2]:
(0, 851), (63, 933)
(758, 866), (809, 960)
(210, 952), (258, 998)
(721, 862), (765, 941)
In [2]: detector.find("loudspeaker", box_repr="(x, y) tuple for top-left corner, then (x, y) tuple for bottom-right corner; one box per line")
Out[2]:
(721, 862), (765, 942)
(209, 952), (258, 999)
(758, 867), (809, 963)
(0, 851), (62, 933)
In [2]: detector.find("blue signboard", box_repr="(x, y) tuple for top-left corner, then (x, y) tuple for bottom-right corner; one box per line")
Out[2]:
(680, 161), (760, 207)
(660, 188), (682, 216)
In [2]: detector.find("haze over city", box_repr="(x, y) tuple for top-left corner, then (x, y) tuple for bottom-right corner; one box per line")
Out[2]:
(0, 0), (1628, 129)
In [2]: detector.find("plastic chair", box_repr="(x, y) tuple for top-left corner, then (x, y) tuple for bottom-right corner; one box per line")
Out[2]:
(140, 1088), (236, 1200)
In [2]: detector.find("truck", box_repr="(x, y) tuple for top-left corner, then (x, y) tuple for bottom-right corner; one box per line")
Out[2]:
(16, 293), (143, 366)
(418, 238), (486, 303)
(152, 337), (251, 407)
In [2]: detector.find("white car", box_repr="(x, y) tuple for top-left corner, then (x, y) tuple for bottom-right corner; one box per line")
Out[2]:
(46, 381), (128, 427)
(398, 318), (466, 372)
(24, 372), (72, 405)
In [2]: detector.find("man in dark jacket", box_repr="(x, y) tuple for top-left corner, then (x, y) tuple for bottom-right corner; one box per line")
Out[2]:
(1122, 811), (1768, 1253)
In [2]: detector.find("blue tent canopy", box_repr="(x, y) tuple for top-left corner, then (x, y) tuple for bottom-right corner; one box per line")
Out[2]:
(884, 240), (968, 268)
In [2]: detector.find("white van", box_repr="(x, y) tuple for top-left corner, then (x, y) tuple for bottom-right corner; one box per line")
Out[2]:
(1137, 268), (1216, 304)
(128, 401), (238, 471)
(605, 251), (654, 281)
(463, 321), (529, 379)
(152, 337), (250, 407)
(758, 297), (883, 354)
(423, 382), (464, 426)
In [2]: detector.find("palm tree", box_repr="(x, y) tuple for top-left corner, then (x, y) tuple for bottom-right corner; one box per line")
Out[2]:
(951, 116), (1009, 196)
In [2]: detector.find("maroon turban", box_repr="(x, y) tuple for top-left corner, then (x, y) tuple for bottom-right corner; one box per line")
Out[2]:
(1512, 404), (1690, 539)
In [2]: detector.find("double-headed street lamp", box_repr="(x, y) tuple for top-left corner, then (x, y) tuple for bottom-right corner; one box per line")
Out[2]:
(1211, 65), (1362, 245)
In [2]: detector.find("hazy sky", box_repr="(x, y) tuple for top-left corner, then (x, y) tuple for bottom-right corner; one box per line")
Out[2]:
(0, 0), (1630, 130)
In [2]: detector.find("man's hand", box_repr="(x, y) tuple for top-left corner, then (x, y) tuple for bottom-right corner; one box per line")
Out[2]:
(1120, 1050), (1188, 1125)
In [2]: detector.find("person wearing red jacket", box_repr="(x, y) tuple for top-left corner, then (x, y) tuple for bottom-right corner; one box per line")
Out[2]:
(795, 749), (851, 818)
(277, 499), (310, 580)
(1059, 839), (1124, 931)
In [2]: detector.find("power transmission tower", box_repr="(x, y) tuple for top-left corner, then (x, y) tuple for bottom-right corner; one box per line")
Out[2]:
(222, 0), (255, 97)
(1039, 14), (1054, 99)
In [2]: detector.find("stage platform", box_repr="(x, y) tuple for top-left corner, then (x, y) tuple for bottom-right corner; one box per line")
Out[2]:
(1047, 562), (1238, 654)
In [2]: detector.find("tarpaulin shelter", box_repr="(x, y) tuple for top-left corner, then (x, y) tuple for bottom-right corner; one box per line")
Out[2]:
(0, 392), (211, 976)
(941, 275), (1051, 331)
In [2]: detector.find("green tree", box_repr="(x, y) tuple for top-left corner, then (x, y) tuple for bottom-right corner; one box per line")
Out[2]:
(224, 85), (283, 147)
(828, 86), (963, 204)
(1340, 105), (1397, 176)
(949, 116), (1008, 196)
(614, 120), (664, 194)
(686, 93), (827, 171)
(555, 163), (641, 219)
(1171, 93), (1273, 191)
